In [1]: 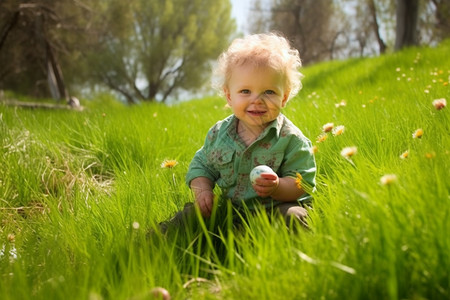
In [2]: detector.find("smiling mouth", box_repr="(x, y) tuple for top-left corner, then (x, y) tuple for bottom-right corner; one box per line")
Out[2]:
(247, 110), (267, 117)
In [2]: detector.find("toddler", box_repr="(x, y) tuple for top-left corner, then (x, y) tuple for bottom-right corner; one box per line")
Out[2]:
(167, 33), (316, 231)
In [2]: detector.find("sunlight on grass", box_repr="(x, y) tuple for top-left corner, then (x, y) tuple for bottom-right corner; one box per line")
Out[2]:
(1, 41), (449, 299)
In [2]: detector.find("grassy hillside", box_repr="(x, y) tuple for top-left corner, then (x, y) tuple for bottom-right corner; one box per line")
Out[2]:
(1, 40), (449, 300)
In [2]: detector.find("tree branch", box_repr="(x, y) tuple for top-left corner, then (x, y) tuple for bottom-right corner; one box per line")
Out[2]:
(101, 73), (136, 104)
(0, 11), (19, 51)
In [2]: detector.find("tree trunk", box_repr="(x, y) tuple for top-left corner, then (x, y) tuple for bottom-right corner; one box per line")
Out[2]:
(46, 41), (68, 101)
(368, 0), (387, 54)
(431, 0), (450, 40)
(395, 0), (419, 51)
(0, 11), (19, 51)
(36, 10), (68, 101)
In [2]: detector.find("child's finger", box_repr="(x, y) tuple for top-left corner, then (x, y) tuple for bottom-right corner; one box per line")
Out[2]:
(205, 198), (214, 216)
(255, 177), (278, 187)
(202, 202), (211, 217)
(260, 173), (278, 180)
(197, 199), (211, 217)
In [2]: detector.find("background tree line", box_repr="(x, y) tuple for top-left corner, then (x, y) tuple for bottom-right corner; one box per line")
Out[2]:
(250, 0), (450, 65)
(0, 0), (448, 104)
(0, 0), (235, 104)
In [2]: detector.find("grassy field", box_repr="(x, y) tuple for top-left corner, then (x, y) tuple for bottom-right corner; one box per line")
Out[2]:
(1, 40), (449, 300)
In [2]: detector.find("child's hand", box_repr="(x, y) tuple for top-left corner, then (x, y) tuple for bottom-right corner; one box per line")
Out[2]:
(252, 173), (279, 198)
(190, 177), (215, 217)
(195, 190), (215, 217)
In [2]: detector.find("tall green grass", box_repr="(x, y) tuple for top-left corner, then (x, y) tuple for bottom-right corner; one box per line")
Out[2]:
(1, 40), (449, 299)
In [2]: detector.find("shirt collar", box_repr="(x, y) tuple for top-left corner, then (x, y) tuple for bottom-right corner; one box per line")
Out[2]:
(226, 114), (284, 140)
(266, 114), (284, 138)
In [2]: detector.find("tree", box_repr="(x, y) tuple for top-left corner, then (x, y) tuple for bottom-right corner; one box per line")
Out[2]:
(351, 0), (378, 57)
(0, 0), (96, 100)
(248, 0), (448, 62)
(349, 0), (387, 56)
(265, 0), (338, 64)
(0, 0), (235, 104)
(248, 0), (273, 33)
(395, 0), (420, 50)
(367, 0), (387, 54)
(88, 0), (235, 103)
(0, 2), (64, 99)
(430, 0), (450, 40)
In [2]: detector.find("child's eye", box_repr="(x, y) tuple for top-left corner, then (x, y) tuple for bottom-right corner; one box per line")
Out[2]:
(239, 89), (251, 94)
(264, 90), (276, 95)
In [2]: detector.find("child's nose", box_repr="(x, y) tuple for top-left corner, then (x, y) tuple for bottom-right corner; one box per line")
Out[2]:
(251, 92), (266, 103)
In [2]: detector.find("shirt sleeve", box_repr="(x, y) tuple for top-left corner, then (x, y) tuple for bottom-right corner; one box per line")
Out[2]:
(280, 136), (316, 189)
(185, 128), (220, 187)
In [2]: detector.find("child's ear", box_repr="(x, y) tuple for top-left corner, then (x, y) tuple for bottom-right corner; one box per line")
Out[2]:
(281, 89), (290, 107)
(224, 87), (232, 105)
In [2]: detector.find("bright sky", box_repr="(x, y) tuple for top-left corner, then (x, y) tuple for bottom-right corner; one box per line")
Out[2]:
(230, 0), (251, 32)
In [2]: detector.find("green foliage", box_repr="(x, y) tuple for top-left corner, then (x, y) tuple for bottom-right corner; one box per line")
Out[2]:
(85, 0), (236, 103)
(1, 41), (449, 299)
(0, 0), (100, 98)
(0, 0), (235, 103)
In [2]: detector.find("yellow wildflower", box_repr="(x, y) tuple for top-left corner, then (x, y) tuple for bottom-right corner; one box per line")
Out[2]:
(335, 100), (347, 108)
(317, 133), (328, 143)
(295, 173), (303, 190)
(400, 150), (409, 159)
(341, 146), (357, 159)
(322, 122), (334, 133)
(432, 98), (446, 110)
(7, 234), (15, 243)
(332, 125), (345, 136)
(380, 174), (398, 186)
(161, 159), (178, 168)
(412, 128), (423, 139)
(425, 152), (436, 159)
(310, 145), (318, 154)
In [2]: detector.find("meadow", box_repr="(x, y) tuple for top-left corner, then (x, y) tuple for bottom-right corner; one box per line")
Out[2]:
(0, 40), (449, 299)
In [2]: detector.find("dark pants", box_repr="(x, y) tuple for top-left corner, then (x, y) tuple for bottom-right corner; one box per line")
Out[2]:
(159, 200), (310, 234)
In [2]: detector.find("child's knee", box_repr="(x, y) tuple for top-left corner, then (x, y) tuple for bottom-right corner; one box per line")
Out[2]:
(159, 202), (197, 233)
(277, 203), (309, 229)
(287, 206), (308, 222)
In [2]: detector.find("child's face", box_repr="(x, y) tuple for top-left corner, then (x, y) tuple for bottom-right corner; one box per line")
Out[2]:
(224, 64), (289, 132)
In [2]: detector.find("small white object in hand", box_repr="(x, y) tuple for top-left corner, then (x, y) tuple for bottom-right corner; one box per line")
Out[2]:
(250, 165), (275, 184)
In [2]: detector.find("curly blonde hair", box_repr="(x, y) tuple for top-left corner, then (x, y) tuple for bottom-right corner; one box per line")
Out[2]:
(212, 32), (303, 101)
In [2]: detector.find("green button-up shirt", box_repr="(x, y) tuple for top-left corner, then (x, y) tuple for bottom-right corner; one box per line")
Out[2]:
(186, 114), (316, 210)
